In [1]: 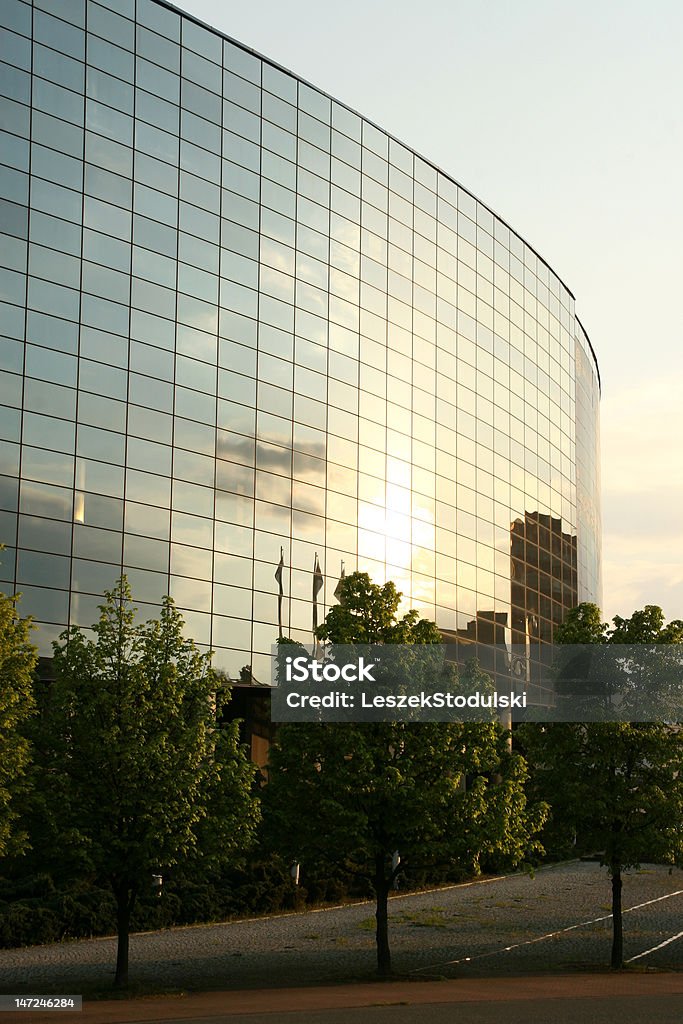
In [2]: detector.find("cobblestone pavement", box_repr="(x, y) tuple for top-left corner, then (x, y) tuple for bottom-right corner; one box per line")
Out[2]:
(1, 862), (682, 994)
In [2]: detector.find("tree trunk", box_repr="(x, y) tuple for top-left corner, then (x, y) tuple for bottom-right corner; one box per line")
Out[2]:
(375, 854), (391, 977)
(611, 865), (623, 969)
(114, 887), (135, 988)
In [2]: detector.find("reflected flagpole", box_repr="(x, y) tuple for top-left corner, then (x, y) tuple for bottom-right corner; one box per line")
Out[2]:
(275, 546), (285, 638)
(312, 553), (323, 637)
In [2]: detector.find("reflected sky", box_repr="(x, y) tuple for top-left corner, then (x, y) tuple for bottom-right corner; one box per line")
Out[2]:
(178, 0), (683, 622)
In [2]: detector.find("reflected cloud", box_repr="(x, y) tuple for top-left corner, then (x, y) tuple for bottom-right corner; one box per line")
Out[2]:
(255, 441), (292, 474)
(216, 432), (255, 466)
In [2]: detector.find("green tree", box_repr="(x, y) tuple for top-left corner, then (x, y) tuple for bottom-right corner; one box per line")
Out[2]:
(551, 601), (606, 644)
(266, 572), (545, 976)
(0, 586), (37, 859)
(520, 603), (683, 968)
(45, 578), (260, 987)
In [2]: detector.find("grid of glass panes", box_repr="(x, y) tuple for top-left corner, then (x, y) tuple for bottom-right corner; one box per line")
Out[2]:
(575, 327), (601, 605)
(0, 0), (601, 682)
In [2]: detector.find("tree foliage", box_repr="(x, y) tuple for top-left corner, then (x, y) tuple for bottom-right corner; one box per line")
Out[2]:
(316, 575), (440, 645)
(43, 578), (259, 986)
(520, 602), (683, 968)
(266, 572), (545, 975)
(0, 587), (37, 859)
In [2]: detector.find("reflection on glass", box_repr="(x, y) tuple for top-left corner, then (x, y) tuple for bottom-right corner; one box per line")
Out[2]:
(4, 0), (601, 688)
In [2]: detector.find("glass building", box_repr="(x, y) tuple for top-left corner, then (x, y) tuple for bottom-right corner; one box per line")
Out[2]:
(0, 0), (601, 688)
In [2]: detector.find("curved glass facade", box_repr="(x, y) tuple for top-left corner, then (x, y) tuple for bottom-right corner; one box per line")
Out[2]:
(0, 0), (601, 683)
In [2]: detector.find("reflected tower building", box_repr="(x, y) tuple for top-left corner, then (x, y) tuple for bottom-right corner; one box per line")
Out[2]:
(0, 0), (601, 693)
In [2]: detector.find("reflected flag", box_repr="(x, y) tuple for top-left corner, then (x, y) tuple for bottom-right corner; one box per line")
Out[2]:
(275, 546), (285, 638)
(334, 560), (346, 601)
(312, 553), (323, 632)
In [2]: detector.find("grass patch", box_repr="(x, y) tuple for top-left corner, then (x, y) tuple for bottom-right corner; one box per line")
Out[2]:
(398, 906), (449, 929)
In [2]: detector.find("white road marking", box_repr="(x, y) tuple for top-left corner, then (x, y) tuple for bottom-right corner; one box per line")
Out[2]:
(411, 887), (683, 973)
(625, 889), (683, 914)
(626, 928), (683, 962)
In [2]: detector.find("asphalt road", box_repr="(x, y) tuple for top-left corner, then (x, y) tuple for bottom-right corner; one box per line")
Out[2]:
(151, 997), (683, 1024)
(7, 977), (683, 1024)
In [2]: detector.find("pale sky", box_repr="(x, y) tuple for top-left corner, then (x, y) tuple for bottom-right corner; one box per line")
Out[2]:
(180, 0), (683, 625)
